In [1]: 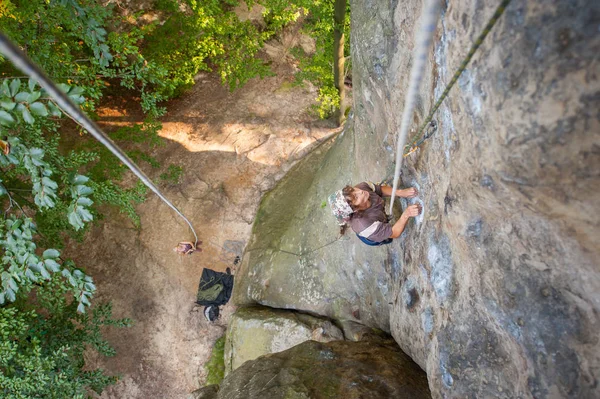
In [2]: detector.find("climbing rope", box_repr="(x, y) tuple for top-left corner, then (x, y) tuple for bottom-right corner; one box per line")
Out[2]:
(389, 0), (440, 213)
(0, 32), (199, 246)
(403, 0), (513, 157)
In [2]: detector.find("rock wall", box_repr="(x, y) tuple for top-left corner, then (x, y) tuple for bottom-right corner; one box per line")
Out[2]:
(234, 0), (600, 398)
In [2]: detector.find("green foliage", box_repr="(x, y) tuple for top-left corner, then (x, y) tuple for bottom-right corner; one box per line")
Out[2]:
(289, 0), (351, 119)
(315, 85), (340, 119)
(0, 0), (171, 117)
(160, 164), (184, 185)
(90, 180), (148, 227)
(0, 285), (131, 398)
(0, 2), (151, 395)
(205, 335), (226, 386)
(0, 80), (95, 310)
(144, 0), (276, 93)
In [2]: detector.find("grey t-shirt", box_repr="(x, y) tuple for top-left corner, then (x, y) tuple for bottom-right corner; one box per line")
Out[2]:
(349, 182), (393, 242)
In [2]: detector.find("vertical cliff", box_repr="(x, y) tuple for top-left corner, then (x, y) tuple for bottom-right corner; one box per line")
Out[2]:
(233, 0), (600, 397)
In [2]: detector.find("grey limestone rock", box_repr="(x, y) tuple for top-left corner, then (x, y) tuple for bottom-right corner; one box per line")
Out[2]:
(234, 0), (600, 397)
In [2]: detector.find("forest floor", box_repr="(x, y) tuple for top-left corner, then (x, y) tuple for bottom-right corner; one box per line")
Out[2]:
(64, 45), (339, 398)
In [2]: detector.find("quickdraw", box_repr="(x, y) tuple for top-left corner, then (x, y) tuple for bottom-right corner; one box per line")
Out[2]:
(404, 121), (437, 157)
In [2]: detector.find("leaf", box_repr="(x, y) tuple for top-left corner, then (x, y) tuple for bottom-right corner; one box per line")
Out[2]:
(43, 248), (60, 259)
(69, 86), (85, 96)
(68, 275), (77, 287)
(5, 287), (15, 302)
(84, 282), (96, 291)
(70, 95), (85, 105)
(57, 83), (70, 93)
(29, 147), (44, 159)
(7, 277), (18, 292)
(0, 101), (16, 110)
(81, 295), (91, 306)
(95, 27), (107, 38)
(72, 174), (89, 185)
(22, 107), (34, 124)
(68, 211), (84, 230)
(1, 272), (11, 288)
(9, 219), (23, 231)
(40, 266), (51, 280)
(0, 184), (6, 196)
(15, 92), (29, 102)
(47, 101), (62, 117)
(61, 268), (72, 278)
(29, 262), (43, 273)
(42, 177), (58, 190)
(9, 79), (20, 96)
(76, 185), (93, 196)
(77, 302), (86, 313)
(0, 110), (15, 126)
(77, 197), (93, 206)
(28, 91), (41, 103)
(76, 207), (93, 222)
(0, 80), (9, 97)
(0, 292), (4, 305)
(44, 259), (61, 272)
(42, 195), (56, 208)
(25, 268), (38, 282)
(31, 157), (46, 167)
(28, 78), (36, 91)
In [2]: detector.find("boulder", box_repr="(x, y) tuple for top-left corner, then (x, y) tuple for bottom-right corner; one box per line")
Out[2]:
(224, 305), (343, 374)
(215, 340), (430, 399)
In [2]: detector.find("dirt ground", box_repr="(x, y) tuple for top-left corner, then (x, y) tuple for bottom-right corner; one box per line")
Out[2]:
(64, 47), (339, 398)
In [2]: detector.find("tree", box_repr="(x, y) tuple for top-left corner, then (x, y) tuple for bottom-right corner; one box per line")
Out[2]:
(333, 0), (347, 125)
(286, 0), (351, 120)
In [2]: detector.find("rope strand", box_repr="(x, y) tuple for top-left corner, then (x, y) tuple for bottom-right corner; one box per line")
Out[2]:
(389, 0), (440, 214)
(0, 32), (199, 244)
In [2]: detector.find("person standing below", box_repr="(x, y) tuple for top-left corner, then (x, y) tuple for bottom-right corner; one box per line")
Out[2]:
(330, 182), (421, 246)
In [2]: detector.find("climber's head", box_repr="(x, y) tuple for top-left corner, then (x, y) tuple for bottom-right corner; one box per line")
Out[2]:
(342, 185), (370, 211)
(329, 185), (371, 223)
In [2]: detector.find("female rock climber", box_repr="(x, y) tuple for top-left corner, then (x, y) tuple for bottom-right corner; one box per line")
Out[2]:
(330, 182), (421, 246)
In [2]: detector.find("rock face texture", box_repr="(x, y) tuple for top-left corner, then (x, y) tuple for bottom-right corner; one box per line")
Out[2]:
(233, 0), (600, 398)
(223, 306), (343, 374)
(203, 340), (431, 399)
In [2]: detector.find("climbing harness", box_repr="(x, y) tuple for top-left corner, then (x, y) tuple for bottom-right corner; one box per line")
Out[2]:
(389, 0), (440, 213)
(389, 0), (513, 214)
(0, 32), (200, 252)
(403, 0), (513, 157)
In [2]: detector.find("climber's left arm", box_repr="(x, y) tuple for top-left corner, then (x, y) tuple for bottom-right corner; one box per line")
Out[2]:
(380, 185), (418, 198)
